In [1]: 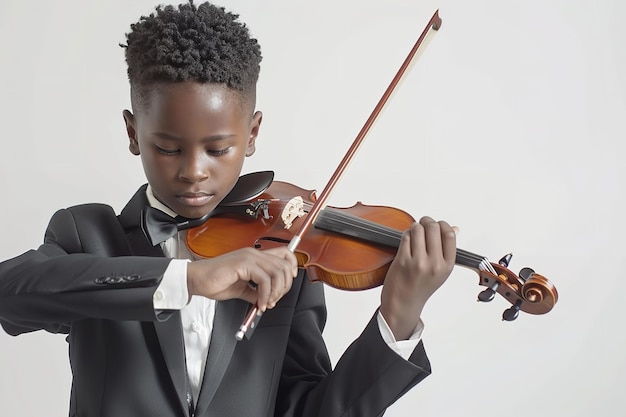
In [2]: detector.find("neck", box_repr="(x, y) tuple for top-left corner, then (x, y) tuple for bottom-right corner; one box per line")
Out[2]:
(314, 207), (493, 272)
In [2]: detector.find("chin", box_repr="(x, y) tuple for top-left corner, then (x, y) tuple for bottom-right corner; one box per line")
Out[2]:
(179, 207), (213, 220)
(184, 200), (225, 219)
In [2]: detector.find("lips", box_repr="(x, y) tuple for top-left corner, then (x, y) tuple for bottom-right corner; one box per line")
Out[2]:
(175, 191), (214, 207)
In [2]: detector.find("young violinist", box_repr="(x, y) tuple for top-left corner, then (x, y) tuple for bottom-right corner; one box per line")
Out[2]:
(0, 2), (457, 416)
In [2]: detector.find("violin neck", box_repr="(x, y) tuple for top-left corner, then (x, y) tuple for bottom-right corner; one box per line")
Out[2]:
(314, 208), (488, 271)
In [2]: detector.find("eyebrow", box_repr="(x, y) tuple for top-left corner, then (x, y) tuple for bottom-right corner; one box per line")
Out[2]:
(152, 132), (236, 142)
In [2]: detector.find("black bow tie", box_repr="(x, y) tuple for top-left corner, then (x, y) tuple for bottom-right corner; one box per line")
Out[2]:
(141, 207), (211, 246)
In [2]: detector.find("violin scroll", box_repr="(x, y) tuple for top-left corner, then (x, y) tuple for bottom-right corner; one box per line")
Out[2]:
(476, 255), (558, 321)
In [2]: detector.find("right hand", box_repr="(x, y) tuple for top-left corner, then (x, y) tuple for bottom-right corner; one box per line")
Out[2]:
(186, 247), (298, 312)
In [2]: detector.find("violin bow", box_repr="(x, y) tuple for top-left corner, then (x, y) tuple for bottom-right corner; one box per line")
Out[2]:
(236, 10), (443, 340)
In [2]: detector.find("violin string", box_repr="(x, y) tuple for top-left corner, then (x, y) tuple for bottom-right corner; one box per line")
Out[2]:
(274, 198), (497, 275)
(298, 203), (400, 242)
(314, 207), (497, 273)
(318, 208), (403, 241)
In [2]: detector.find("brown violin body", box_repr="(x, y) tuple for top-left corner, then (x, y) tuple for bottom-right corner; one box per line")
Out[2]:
(187, 180), (558, 320)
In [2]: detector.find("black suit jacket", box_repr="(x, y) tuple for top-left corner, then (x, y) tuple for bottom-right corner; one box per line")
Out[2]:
(0, 186), (432, 417)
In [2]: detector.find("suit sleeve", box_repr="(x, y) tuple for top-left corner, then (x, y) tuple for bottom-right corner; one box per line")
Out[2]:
(0, 207), (172, 336)
(275, 276), (431, 417)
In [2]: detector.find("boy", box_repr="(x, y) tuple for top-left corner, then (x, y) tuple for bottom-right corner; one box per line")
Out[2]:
(0, 2), (456, 416)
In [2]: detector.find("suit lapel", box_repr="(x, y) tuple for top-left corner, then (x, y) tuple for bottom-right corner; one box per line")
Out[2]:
(153, 312), (192, 417)
(119, 185), (191, 416)
(194, 299), (249, 416)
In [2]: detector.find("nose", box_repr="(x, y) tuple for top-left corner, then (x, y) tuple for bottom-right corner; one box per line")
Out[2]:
(179, 150), (209, 183)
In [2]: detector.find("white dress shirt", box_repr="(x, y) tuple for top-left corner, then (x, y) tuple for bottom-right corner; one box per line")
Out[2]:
(146, 186), (422, 405)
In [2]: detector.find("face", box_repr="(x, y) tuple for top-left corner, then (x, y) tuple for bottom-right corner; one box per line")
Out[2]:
(123, 82), (261, 219)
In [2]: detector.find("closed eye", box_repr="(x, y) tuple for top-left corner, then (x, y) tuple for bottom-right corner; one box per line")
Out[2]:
(155, 145), (180, 156)
(208, 147), (231, 157)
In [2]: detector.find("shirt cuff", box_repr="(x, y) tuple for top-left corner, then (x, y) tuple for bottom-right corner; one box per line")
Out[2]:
(153, 259), (190, 310)
(376, 311), (424, 360)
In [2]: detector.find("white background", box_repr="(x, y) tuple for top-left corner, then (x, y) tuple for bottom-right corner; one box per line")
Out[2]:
(1, 0), (624, 416)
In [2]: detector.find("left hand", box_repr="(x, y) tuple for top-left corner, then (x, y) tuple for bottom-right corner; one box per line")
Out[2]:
(380, 216), (457, 340)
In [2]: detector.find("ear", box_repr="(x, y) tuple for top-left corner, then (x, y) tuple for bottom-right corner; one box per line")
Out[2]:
(246, 111), (262, 157)
(122, 109), (140, 155)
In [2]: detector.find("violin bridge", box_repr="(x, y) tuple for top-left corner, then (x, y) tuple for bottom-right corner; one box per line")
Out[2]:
(281, 196), (305, 229)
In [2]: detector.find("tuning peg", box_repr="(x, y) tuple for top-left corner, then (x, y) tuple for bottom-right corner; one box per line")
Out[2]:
(502, 300), (522, 321)
(498, 253), (513, 267)
(478, 282), (499, 302)
(518, 267), (535, 283)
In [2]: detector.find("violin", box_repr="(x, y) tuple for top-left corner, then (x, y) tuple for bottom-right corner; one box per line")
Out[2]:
(186, 174), (558, 323)
(188, 10), (558, 339)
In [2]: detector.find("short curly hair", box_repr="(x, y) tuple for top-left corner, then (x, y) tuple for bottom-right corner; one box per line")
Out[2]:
(121, 1), (262, 110)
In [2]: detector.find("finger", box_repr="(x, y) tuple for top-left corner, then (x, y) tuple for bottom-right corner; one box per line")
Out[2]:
(265, 247), (299, 276)
(271, 256), (298, 308)
(238, 282), (261, 305)
(419, 216), (442, 256)
(267, 268), (287, 309)
(438, 220), (458, 263)
(279, 259), (295, 301)
(253, 251), (295, 309)
(397, 228), (410, 260)
(403, 222), (425, 259)
(249, 269), (272, 312)
(263, 248), (299, 305)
